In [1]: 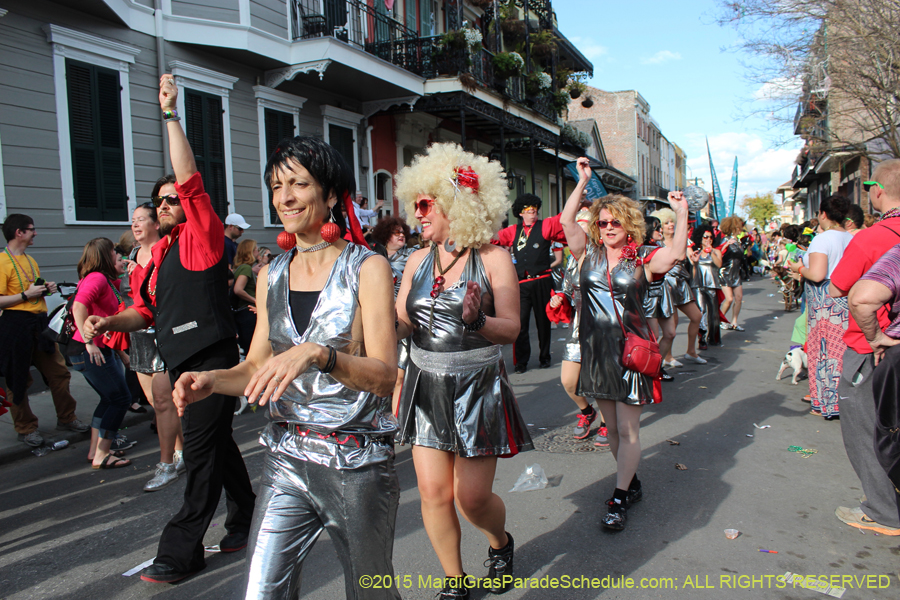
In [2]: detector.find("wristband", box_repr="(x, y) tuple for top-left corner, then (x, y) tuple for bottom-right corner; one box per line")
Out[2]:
(464, 309), (487, 332)
(20, 292), (27, 303)
(162, 109), (181, 122)
(318, 344), (337, 374)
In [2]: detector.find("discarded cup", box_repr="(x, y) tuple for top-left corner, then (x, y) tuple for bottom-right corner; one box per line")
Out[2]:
(724, 529), (739, 539)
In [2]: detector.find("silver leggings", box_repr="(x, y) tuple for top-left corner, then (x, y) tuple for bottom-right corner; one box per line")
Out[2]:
(244, 450), (401, 600)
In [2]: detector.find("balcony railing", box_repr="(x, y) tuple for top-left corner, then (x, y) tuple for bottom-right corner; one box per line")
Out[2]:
(291, 0), (416, 49)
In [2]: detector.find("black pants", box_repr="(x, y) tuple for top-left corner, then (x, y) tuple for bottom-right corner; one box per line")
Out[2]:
(514, 276), (552, 367)
(155, 337), (256, 572)
(233, 307), (257, 355)
(872, 344), (900, 512)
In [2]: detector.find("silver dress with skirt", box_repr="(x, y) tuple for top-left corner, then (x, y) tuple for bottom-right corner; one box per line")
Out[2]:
(719, 238), (743, 288)
(639, 244), (673, 318)
(398, 247), (533, 457)
(389, 246), (416, 370)
(560, 254), (583, 363)
(245, 244), (401, 600)
(129, 327), (166, 374)
(692, 250), (722, 346)
(577, 243), (658, 405)
(659, 240), (695, 306)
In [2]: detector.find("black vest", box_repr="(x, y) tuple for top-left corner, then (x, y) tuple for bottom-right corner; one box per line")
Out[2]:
(140, 238), (236, 369)
(512, 220), (553, 280)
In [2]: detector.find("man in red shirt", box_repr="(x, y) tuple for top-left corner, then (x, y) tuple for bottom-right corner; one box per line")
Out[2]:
(828, 158), (900, 536)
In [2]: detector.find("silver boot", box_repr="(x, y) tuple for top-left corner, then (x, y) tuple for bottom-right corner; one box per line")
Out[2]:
(143, 462), (179, 492)
(174, 450), (186, 474)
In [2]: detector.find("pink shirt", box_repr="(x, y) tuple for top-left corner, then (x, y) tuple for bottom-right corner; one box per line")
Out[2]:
(73, 272), (121, 347)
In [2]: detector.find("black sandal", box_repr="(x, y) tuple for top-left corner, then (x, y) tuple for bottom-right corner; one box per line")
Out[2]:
(92, 455), (132, 470)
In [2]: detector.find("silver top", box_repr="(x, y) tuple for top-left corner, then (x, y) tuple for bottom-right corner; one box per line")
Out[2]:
(389, 246), (416, 298)
(406, 247), (494, 352)
(639, 245), (666, 297)
(262, 244), (397, 467)
(659, 239), (693, 281)
(561, 253), (583, 346)
(693, 250), (721, 289)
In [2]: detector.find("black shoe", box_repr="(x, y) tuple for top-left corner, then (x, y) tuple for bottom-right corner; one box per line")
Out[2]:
(129, 403), (148, 413)
(626, 479), (643, 506)
(698, 331), (708, 351)
(601, 499), (627, 531)
(485, 532), (514, 593)
(140, 562), (202, 584)
(539, 360), (552, 369)
(514, 364), (528, 374)
(660, 368), (674, 382)
(220, 531), (249, 553)
(438, 575), (470, 600)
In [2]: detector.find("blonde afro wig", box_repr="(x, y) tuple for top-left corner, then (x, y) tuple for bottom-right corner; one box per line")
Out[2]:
(394, 142), (510, 248)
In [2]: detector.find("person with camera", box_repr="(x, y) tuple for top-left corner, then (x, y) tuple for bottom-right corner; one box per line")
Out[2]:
(0, 214), (89, 448)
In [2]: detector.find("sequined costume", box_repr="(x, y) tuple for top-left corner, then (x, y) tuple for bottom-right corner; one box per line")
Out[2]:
(639, 245), (672, 318)
(398, 248), (533, 457)
(719, 238), (743, 288)
(659, 240), (695, 306)
(577, 243), (658, 405)
(245, 245), (401, 600)
(692, 250), (722, 347)
(560, 254), (583, 362)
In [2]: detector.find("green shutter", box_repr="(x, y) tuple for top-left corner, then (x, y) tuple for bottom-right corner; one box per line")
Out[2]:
(66, 59), (127, 221)
(264, 108), (296, 225)
(185, 89), (228, 219)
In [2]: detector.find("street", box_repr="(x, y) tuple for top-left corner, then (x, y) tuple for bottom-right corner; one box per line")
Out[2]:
(1, 280), (897, 600)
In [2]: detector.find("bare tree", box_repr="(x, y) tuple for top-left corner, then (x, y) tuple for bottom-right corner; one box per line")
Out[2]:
(717, 0), (900, 159)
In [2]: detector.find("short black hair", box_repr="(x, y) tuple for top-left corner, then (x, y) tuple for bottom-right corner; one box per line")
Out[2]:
(2, 214), (33, 242)
(151, 174), (177, 199)
(264, 136), (353, 237)
(691, 224), (715, 247)
(512, 193), (542, 218)
(819, 194), (851, 224)
(643, 216), (661, 245)
(845, 203), (864, 229)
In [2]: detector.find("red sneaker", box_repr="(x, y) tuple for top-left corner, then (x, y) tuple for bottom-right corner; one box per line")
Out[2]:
(594, 426), (609, 447)
(573, 408), (597, 439)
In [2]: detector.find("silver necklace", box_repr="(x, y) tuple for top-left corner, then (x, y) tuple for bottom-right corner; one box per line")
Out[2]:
(296, 241), (332, 253)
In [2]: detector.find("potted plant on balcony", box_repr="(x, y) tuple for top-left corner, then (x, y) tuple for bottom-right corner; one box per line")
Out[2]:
(529, 30), (557, 59)
(561, 123), (591, 151)
(581, 96), (594, 108)
(470, 0), (493, 8)
(493, 51), (525, 79)
(437, 27), (483, 72)
(551, 91), (570, 116)
(525, 71), (552, 97)
(567, 80), (587, 99)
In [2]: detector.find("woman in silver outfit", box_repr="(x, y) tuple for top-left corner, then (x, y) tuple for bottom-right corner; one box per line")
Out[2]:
(561, 158), (690, 532)
(718, 215), (747, 331)
(172, 137), (401, 600)
(651, 208), (706, 368)
(395, 143), (531, 600)
(550, 209), (608, 444)
(639, 217), (676, 381)
(690, 224), (723, 348)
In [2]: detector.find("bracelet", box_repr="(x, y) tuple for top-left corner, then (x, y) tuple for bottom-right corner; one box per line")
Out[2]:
(20, 292), (27, 303)
(464, 309), (487, 332)
(162, 109), (180, 122)
(319, 344), (337, 374)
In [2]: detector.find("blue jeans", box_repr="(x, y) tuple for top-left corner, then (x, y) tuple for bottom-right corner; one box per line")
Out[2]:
(70, 347), (131, 439)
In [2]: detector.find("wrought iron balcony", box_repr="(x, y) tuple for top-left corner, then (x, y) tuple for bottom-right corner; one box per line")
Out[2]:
(290, 0), (417, 49)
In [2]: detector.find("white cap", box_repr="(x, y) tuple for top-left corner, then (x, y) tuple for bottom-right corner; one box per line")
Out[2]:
(225, 213), (251, 229)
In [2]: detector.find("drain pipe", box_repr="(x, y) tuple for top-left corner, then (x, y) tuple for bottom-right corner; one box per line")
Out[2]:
(154, 0), (170, 170)
(366, 124), (375, 211)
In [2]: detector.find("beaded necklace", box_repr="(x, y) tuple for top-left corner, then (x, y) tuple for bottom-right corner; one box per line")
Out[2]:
(515, 224), (533, 252)
(3, 248), (40, 305)
(879, 207), (900, 221)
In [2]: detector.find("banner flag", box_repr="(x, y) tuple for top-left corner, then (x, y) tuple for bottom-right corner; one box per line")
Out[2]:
(728, 157), (739, 217)
(706, 138), (726, 220)
(565, 162), (608, 200)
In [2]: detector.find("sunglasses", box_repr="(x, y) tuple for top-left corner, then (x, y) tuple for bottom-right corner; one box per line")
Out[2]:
(702, 234), (713, 239)
(415, 199), (434, 214)
(597, 219), (623, 229)
(863, 181), (884, 192)
(151, 194), (180, 207)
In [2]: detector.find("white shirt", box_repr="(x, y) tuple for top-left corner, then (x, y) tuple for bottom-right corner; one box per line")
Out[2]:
(803, 229), (854, 278)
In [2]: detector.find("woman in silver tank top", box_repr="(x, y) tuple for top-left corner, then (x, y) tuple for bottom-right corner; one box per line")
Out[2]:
(171, 137), (402, 600)
(718, 215), (747, 331)
(690, 224), (723, 348)
(394, 143), (531, 599)
(561, 158), (691, 533)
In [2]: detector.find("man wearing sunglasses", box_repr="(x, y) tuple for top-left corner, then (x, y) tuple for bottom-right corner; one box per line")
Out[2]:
(223, 213), (251, 268)
(826, 158), (900, 536)
(495, 194), (568, 373)
(84, 76), (255, 583)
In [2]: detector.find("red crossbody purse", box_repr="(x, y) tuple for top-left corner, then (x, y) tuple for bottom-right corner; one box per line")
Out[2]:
(606, 264), (662, 378)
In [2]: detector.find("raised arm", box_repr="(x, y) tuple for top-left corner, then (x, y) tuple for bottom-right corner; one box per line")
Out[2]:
(159, 75), (197, 183)
(561, 157), (592, 258)
(647, 192), (690, 275)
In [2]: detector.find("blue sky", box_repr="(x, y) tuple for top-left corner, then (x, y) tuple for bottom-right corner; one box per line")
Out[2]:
(554, 0), (801, 201)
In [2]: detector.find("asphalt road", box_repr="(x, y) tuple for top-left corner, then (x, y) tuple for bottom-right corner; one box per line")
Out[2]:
(1, 279), (898, 600)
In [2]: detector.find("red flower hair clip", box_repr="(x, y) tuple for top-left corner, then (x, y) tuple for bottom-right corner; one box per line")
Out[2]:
(451, 167), (479, 192)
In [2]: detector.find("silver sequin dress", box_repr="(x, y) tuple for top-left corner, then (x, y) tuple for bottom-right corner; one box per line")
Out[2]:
(639, 244), (673, 318)
(577, 243), (658, 405)
(398, 247), (533, 457)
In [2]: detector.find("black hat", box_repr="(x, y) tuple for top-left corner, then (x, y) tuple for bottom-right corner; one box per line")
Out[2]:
(512, 193), (542, 219)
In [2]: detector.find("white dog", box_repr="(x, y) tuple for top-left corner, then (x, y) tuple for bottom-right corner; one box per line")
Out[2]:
(776, 347), (808, 385)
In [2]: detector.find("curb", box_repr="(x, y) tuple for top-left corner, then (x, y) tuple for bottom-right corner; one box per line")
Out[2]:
(0, 408), (155, 468)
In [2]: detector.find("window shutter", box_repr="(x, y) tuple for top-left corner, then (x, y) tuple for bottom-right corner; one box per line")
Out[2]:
(264, 108), (296, 224)
(66, 59), (127, 221)
(185, 89), (228, 219)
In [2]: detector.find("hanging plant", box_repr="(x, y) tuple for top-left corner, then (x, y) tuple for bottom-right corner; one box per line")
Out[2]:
(550, 91), (570, 115)
(525, 71), (552, 96)
(501, 19), (526, 44)
(470, 0), (493, 8)
(493, 51), (525, 79)
(529, 30), (558, 59)
(568, 81), (587, 99)
(581, 96), (594, 108)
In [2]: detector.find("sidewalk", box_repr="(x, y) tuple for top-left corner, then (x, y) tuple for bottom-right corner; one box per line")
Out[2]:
(0, 368), (153, 466)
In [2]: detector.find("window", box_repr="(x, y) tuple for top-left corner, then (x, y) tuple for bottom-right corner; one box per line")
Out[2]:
(254, 86), (307, 226)
(322, 105), (363, 191)
(170, 61), (237, 219)
(46, 24), (139, 224)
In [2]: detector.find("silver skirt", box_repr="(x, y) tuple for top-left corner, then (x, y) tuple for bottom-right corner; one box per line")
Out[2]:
(129, 328), (165, 374)
(665, 274), (696, 306)
(563, 342), (581, 363)
(398, 343), (533, 457)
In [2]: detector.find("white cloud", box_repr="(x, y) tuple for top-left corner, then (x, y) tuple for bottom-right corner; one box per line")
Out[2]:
(681, 132), (801, 204)
(568, 36), (608, 61)
(641, 50), (682, 65)
(753, 77), (802, 101)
